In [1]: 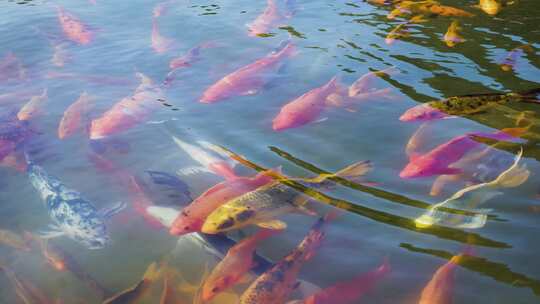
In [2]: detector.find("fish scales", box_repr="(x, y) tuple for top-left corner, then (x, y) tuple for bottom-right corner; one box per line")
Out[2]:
(429, 93), (521, 115)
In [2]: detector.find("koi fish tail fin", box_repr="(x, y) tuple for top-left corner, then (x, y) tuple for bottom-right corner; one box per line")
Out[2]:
(469, 129), (525, 143)
(333, 160), (373, 183)
(274, 40), (298, 58)
(414, 200), (489, 230)
(209, 161), (238, 180)
(143, 262), (163, 282)
(490, 148), (529, 189)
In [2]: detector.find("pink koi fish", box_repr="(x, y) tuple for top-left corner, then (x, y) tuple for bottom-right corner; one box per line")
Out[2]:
(151, 18), (175, 54)
(200, 41), (297, 103)
(247, 0), (290, 37)
(418, 248), (472, 304)
(58, 92), (93, 139)
(272, 76), (344, 131)
(169, 42), (217, 70)
(400, 129), (524, 179)
(17, 89), (48, 121)
(89, 73), (163, 140)
(169, 169), (276, 235)
(0, 52), (26, 83)
(56, 6), (93, 45)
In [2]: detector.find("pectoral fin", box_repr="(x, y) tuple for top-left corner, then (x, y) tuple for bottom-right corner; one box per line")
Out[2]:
(38, 225), (65, 239)
(256, 220), (287, 230)
(99, 201), (127, 219)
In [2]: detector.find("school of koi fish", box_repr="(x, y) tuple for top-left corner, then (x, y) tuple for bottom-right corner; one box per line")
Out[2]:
(0, 0), (539, 303)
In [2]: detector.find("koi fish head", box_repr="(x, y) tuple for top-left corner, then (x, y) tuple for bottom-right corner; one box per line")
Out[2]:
(89, 116), (118, 140)
(399, 158), (432, 179)
(202, 275), (231, 302)
(399, 104), (448, 122)
(58, 118), (77, 139)
(199, 82), (231, 103)
(169, 213), (202, 235)
(202, 204), (256, 234)
(480, 0), (501, 15)
(272, 109), (297, 131)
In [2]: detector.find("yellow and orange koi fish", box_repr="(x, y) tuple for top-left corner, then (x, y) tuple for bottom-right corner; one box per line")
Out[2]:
(443, 20), (465, 47)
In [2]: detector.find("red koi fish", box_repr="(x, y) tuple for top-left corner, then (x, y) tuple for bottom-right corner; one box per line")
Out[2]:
(239, 215), (329, 304)
(200, 41), (297, 103)
(289, 259), (390, 304)
(58, 92), (93, 139)
(152, 18), (174, 54)
(247, 0), (289, 37)
(17, 88), (48, 121)
(418, 249), (470, 304)
(272, 76), (344, 131)
(87, 153), (165, 229)
(169, 169), (276, 235)
(202, 229), (280, 301)
(89, 73), (163, 140)
(0, 52), (26, 83)
(56, 6), (93, 45)
(400, 129), (523, 179)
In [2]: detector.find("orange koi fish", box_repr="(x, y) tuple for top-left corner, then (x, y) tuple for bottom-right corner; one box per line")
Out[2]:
(200, 41), (297, 103)
(58, 92), (93, 139)
(443, 20), (465, 47)
(56, 6), (93, 45)
(169, 169), (276, 235)
(247, 0), (289, 37)
(202, 229), (280, 301)
(160, 272), (185, 304)
(0, 52), (26, 82)
(89, 73), (163, 140)
(388, 1), (474, 19)
(418, 250), (470, 304)
(103, 262), (162, 304)
(478, 0), (501, 15)
(152, 18), (175, 54)
(385, 15), (427, 45)
(239, 216), (328, 304)
(289, 259), (390, 304)
(0, 151), (28, 172)
(0, 229), (32, 251)
(0, 264), (53, 304)
(39, 239), (110, 297)
(17, 88), (48, 121)
(272, 76), (345, 131)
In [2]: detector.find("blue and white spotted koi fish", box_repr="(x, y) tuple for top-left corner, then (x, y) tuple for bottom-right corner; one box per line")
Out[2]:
(27, 158), (125, 249)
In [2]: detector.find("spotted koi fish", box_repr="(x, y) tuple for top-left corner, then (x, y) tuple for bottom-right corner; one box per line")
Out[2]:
(27, 157), (125, 249)
(400, 88), (540, 122)
(239, 216), (329, 304)
(202, 161), (371, 234)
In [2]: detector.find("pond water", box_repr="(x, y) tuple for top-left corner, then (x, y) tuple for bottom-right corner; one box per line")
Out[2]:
(0, 0), (539, 303)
